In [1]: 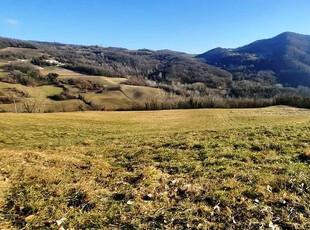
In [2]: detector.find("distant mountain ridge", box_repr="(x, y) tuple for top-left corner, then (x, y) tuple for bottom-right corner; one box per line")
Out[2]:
(3, 32), (310, 87)
(0, 36), (233, 88)
(197, 32), (310, 87)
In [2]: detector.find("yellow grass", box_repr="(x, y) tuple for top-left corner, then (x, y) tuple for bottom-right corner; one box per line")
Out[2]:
(39, 66), (82, 76)
(102, 76), (128, 85)
(83, 91), (131, 110)
(121, 85), (167, 102)
(0, 82), (63, 97)
(0, 106), (310, 229)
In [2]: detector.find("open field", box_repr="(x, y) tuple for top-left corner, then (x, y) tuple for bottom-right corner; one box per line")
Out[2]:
(83, 91), (131, 110)
(0, 47), (44, 58)
(121, 85), (167, 102)
(0, 106), (310, 229)
(38, 67), (82, 76)
(0, 82), (63, 97)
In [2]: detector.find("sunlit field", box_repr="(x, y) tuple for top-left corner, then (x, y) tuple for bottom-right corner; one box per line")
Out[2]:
(1, 106), (310, 229)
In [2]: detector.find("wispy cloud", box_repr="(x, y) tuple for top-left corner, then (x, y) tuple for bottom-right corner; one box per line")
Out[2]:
(5, 19), (19, 25)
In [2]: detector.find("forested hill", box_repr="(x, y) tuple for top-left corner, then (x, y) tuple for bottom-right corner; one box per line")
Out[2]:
(197, 32), (310, 87)
(0, 37), (36, 49)
(0, 37), (232, 88)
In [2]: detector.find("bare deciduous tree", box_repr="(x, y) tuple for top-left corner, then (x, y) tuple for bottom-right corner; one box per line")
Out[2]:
(21, 91), (47, 113)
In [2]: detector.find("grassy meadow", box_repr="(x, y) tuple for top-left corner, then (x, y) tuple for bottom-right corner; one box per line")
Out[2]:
(0, 106), (310, 229)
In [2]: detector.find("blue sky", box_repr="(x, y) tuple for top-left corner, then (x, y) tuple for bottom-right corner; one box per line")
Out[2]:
(1, 0), (310, 53)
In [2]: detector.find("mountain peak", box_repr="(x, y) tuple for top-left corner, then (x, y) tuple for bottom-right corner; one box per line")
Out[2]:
(273, 31), (308, 40)
(277, 31), (298, 36)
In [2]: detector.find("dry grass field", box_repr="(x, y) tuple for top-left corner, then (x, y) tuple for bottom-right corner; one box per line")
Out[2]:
(0, 106), (310, 229)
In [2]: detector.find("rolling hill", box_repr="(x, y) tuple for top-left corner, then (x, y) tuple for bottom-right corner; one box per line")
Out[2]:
(1, 33), (310, 112)
(0, 36), (235, 112)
